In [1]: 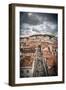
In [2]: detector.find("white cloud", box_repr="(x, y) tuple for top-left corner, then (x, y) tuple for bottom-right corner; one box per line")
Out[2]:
(20, 20), (57, 37)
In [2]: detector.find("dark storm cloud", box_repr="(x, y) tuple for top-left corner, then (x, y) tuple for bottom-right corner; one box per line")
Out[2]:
(20, 12), (41, 25)
(20, 12), (58, 37)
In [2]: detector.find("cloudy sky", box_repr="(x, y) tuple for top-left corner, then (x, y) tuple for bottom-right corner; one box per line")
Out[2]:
(20, 12), (58, 37)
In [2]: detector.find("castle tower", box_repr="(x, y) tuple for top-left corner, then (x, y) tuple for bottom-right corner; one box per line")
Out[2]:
(33, 45), (48, 77)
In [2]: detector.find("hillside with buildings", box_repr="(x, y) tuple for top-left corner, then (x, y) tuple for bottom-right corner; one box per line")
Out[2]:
(20, 34), (58, 77)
